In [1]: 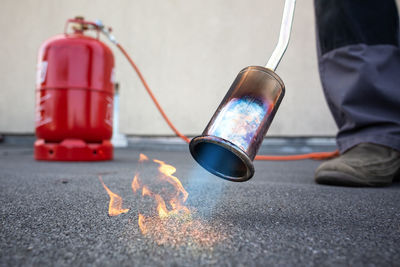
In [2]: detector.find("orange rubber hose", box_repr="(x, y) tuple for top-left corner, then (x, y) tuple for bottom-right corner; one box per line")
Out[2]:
(117, 43), (339, 161)
(255, 150), (339, 161)
(117, 43), (190, 144)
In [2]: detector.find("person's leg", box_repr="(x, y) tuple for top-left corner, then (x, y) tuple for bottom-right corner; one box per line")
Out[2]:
(314, 0), (400, 186)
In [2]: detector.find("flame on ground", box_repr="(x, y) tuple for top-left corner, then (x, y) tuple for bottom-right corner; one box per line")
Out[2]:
(139, 153), (149, 162)
(99, 153), (226, 247)
(138, 214), (147, 235)
(99, 176), (130, 216)
(132, 175), (140, 193)
(151, 159), (189, 215)
(132, 154), (225, 247)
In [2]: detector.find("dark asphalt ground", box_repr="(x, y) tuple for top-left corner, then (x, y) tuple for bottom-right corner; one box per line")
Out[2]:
(1, 145), (400, 266)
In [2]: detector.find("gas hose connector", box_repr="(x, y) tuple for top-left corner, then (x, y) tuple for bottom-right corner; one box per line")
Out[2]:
(95, 19), (118, 45)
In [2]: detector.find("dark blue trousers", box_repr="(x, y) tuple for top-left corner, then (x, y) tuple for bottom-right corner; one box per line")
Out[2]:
(314, 0), (400, 152)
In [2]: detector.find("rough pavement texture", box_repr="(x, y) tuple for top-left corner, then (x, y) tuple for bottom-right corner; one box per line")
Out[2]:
(1, 145), (399, 266)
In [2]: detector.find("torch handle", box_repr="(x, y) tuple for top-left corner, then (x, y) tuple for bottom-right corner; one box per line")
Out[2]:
(265, 0), (296, 71)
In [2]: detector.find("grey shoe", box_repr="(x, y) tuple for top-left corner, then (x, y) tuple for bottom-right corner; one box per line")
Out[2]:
(315, 143), (400, 187)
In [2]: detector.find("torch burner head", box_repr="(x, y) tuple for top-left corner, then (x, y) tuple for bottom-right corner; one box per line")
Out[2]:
(190, 66), (285, 182)
(189, 135), (254, 182)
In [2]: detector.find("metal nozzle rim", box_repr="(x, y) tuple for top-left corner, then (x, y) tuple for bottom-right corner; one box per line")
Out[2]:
(189, 135), (255, 182)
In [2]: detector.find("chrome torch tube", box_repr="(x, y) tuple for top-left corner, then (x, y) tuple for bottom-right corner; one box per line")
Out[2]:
(266, 0), (296, 71)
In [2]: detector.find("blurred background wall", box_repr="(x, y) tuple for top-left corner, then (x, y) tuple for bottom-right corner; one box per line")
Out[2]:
(0, 0), (345, 137)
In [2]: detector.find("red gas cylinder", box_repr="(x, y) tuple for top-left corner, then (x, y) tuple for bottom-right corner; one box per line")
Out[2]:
(34, 17), (115, 161)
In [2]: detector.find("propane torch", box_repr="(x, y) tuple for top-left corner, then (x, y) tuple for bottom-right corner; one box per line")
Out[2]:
(189, 0), (296, 182)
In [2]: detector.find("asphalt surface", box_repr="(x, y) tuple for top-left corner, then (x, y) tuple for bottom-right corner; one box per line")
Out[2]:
(1, 145), (400, 266)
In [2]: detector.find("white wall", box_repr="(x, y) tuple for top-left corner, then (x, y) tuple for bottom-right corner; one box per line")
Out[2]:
(0, 0), (341, 136)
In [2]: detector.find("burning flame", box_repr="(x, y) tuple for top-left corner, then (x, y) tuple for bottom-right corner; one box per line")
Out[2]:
(131, 155), (226, 247)
(134, 158), (190, 228)
(131, 175), (140, 193)
(152, 159), (189, 214)
(138, 214), (147, 235)
(139, 153), (149, 162)
(99, 176), (130, 216)
(132, 153), (147, 193)
(99, 153), (226, 247)
(141, 185), (169, 219)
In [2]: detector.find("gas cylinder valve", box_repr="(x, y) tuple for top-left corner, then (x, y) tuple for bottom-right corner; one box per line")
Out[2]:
(94, 19), (117, 44)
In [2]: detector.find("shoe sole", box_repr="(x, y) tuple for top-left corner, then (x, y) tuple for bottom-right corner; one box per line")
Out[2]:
(315, 170), (392, 187)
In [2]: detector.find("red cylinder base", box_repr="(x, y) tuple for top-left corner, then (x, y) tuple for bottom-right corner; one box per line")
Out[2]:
(34, 139), (113, 161)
